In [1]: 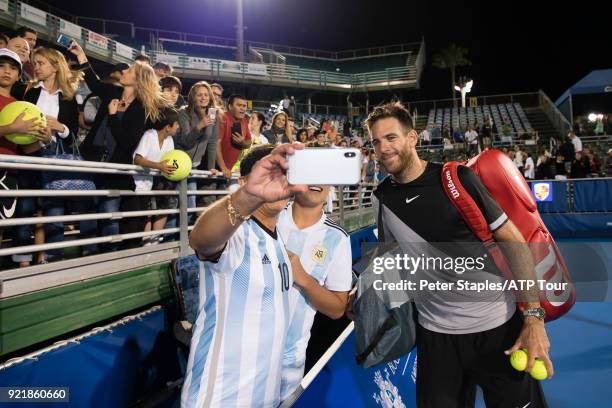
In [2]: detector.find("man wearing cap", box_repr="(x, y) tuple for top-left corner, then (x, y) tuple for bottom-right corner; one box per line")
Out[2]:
(7, 37), (30, 99)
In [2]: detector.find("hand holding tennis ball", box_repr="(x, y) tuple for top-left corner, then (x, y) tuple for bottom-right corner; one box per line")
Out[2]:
(510, 349), (548, 380)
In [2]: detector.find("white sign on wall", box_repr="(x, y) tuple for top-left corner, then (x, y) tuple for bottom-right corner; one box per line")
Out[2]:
(155, 53), (180, 67)
(187, 57), (212, 70)
(20, 3), (47, 26)
(87, 31), (108, 50)
(115, 42), (134, 60)
(59, 19), (82, 39)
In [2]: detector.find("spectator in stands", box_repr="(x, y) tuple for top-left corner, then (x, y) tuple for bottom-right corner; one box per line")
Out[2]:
(0, 49), (50, 266)
(559, 136), (575, 175)
(152, 62), (173, 79)
(594, 116), (605, 135)
(248, 111), (269, 145)
(0, 33), (9, 48)
(419, 126), (431, 145)
(281, 94), (290, 114)
(216, 94), (251, 178)
(321, 119), (331, 133)
(343, 119), (352, 138)
(134, 54), (151, 65)
(7, 36), (30, 98)
(363, 150), (378, 183)
(452, 127), (463, 147)
(264, 111), (292, 144)
(15, 26), (36, 79)
(307, 125), (316, 141)
(441, 123), (450, 143)
(174, 81), (219, 209)
(296, 128), (308, 143)
(535, 152), (552, 180)
(554, 154), (567, 179)
(210, 83), (224, 107)
(568, 131), (582, 154)
(583, 148), (601, 177)
(501, 121), (513, 144)
(513, 145), (524, 174)
(481, 119), (493, 148)
(524, 152), (535, 180)
(465, 125), (479, 156)
(570, 152), (589, 178)
(605, 149), (612, 176)
(338, 138), (348, 147)
(20, 47), (89, 264)
(69, 41), (171, 249)
(430, 123), (441, 145)
(160, 75), (183, 108)
(314, 130), (328, 147)
(327, 122), (340, 145)
(132, 107), (180, 245)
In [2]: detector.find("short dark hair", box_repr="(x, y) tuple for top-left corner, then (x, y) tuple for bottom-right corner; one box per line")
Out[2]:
(152, 107), (179, 130)
(240, 145), (274, 177)
(153, 61), (173, 74)
(135, 54), (151, 64)
(365, 101), (413, 133)
(228, 94), (247, 106)
(251, 111), (266, 128)
(0, 33), (9, 45)
(0, 56), (21, 73)
(15, 26), (36, 38)
(160, 75), (182, 92)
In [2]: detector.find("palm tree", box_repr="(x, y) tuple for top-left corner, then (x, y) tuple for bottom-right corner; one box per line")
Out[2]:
(433, 44), (471, 107)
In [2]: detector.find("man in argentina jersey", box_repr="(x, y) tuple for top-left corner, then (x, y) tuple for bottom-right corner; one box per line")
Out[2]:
(183, 144), (308, 408)
(276, 186), (352, 401)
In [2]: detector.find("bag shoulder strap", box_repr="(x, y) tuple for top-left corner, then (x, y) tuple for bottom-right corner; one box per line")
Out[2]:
(440, 162), (492, 243)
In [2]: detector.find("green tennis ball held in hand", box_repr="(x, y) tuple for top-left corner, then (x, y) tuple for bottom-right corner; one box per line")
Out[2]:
(509, 348), (548, 380)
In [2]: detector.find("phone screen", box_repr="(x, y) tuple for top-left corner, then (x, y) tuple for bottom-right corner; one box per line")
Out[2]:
(57, 34), (72, 48)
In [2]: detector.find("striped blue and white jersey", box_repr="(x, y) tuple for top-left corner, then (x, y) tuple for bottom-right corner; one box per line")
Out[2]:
(277, 204), (352, 400)
(181, 217), (293, 408)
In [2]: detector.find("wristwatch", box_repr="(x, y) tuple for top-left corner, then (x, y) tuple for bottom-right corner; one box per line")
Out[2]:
(523, 307), (546, 321)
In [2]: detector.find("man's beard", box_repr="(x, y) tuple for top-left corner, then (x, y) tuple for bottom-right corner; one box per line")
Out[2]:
(381, 149), (416, 179)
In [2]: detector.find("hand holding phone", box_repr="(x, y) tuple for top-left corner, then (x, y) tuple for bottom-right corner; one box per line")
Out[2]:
(287, 148), (361, 185)
(57, 34), (72, 48)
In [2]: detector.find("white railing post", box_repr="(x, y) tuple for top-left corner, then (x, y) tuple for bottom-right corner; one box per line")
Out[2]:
(178, 178), (190, 256)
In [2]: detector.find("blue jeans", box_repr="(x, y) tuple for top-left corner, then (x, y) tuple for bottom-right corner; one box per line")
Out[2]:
(95, 196), (121, 252)
(43, 197), (98, 261)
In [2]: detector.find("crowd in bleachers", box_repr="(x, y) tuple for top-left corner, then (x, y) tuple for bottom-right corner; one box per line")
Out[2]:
(0, 26), (384, 269)
(0, 26), (610, 269)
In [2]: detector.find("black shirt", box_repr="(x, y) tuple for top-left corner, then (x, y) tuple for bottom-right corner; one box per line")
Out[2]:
(374, 162), (507, 244)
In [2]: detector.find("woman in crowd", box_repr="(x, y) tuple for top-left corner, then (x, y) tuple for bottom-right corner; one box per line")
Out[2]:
(263, 111), (292, 144)
(15, 47), (87, 264)
(69, 40), (170, 249)
(173, 81), (219, 212)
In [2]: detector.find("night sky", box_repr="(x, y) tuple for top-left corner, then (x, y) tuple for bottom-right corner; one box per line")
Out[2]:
(46, 0), (612, 102)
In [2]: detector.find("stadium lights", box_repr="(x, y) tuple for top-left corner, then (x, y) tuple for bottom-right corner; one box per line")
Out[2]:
(455, 77), (474, 108)
(588, 113), (604, 122)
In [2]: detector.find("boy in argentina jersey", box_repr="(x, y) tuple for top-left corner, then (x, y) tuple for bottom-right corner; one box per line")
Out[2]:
(277, 186), (352, 401)
(183, 144), (308, 408)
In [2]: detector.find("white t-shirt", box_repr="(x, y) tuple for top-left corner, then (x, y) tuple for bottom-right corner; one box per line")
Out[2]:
(420, 129), (431, 142)
(181, 219), (293, 408)
(571, 136), (582, 153)
(524, 157), (535, 179)
(277, 203), (352, 400)
(465, 130), (478, 144)
(132, 129), (174, 191)
(513, 151), (524, 167)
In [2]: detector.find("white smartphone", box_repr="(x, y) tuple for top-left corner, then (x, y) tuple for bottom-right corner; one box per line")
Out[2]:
(208, 107), (217, 121)
(287, 148), (362, 185)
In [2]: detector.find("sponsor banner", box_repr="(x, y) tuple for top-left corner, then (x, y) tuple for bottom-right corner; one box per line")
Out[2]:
(219, 60), (267, 76)
(20, 3), (47, 26)
(87, 31), (108, 50)
(154, 53), (180, 67)
(114, 42), (134, 60)
(59, 19), (82, 39)
(187, 57), (212, 70)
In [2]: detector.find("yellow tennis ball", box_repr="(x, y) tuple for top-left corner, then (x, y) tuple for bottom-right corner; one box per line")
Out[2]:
(0, 101), (47, 144)
(530, 359), (548, 380)
(510, 349), (528, 371)
(160, 149), (192, 181)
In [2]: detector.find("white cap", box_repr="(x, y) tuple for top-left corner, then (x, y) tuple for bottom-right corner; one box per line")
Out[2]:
(0, 48), (22, 73)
